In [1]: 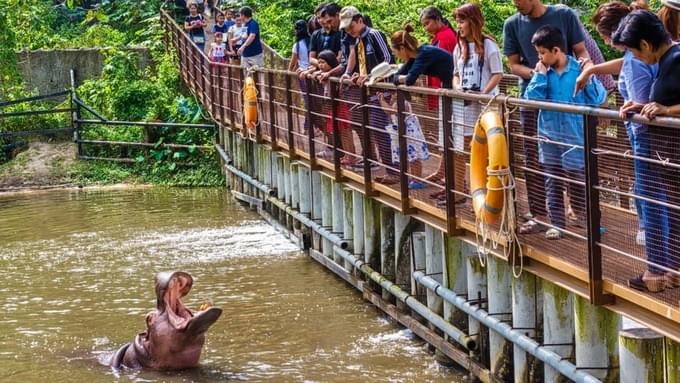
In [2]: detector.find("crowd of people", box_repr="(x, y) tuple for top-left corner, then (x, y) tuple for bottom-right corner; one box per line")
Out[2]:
(180, 0), (680, 293)
(180, 2), (264, 69)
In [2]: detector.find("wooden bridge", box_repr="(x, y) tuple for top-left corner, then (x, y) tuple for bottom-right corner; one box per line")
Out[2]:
(160, 7), (680, 381)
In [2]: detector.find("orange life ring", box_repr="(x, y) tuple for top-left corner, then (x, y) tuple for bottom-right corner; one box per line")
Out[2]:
(243, 76), (258, 130)
(469, 111), (510, 224)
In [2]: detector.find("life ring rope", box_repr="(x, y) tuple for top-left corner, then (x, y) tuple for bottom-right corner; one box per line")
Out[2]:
(470, 95), (524, 278)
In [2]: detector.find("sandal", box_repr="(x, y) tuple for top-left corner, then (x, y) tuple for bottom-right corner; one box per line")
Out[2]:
(545, 228), (563, 240)
(518, 219), (545, 234)
(666, 272), (680, 289)
(628, 272), (666, 293)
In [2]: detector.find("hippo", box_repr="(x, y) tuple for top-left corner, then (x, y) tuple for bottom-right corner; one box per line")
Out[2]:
(103, 271), (222, 371)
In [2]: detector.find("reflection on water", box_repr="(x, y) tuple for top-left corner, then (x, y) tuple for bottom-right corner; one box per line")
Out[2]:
(0, 188), (463, 382)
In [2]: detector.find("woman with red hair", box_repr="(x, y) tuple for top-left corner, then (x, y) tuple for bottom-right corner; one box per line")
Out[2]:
(449, 3), (503, 203)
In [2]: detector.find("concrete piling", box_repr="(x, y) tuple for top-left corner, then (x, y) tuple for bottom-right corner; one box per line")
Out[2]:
(352, 191), (365, 271)
(665, 337), (680, 382)
(543, 281), (574, 382)
(380, 205), (395, 303)
(290, 164), (299, 210)
(464, 242), (487, 363)
(311, 171), (321, 220)
(394, 212), (412, 311)
(363, 198), (381, 290)
(443, 236), (467, 331)
(487, 256), (513, 380)
(332, 182), (344, 265)
(574, 295), (621, 382)
(513, 272), (541, 383)
(342, 188), (354, 271)
(320, 175), (333, 259)
(283, 157), (291, 205)
(618, 328), (663, 382)
(424, 225), (444, 316)
(411, 231), (426, 299)
(298, 166), (311, 215)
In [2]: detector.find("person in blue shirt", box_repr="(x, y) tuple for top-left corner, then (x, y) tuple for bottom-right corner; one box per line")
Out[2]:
(237, 6), (263, 69)
(525, 25), (606, 240)
(576, 2), (669, 292)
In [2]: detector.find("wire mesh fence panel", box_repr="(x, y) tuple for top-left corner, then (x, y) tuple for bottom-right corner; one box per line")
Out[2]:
(335, 84), (362, 175)
(399, 90), (444, 212)
(308, 80), (333, 171)
(288, 73), (309, 155)
(271, 76), (289, 148)
(599, 126), (680, 307)
(362, 87), (401, 192)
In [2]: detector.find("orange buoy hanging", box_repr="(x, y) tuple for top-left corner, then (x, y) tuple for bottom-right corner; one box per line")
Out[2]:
(469, 111), (510, 224)
(243, 75), (258, 130)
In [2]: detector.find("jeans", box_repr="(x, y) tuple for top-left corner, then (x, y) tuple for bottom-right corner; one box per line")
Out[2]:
(368, 99), (395, 174)
(646, 127), (676, 272)
(520, 109), (547, 217)
(543, 162), (585, 230)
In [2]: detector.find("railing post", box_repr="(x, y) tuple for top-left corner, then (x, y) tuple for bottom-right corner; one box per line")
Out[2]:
(285, 73), (295, 159)
(218, 65), (225, 126)
(228, 65), (236, 131)
(331, 81), (343, 180)
(306, 77), (317, 169)
(396, 88), (410, 212)
(361, 87), (375, 196)
(267, 71), (277, 148)
(442, 95), (462, 235)
(583, 113), (614, 305)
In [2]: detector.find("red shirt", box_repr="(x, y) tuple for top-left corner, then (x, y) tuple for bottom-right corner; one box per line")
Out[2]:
(427, 25), (457, 108)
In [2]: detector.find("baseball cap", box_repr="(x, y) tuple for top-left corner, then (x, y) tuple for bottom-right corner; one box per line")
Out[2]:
(339, 6), (360, 30)
(662, 0), (680, 11)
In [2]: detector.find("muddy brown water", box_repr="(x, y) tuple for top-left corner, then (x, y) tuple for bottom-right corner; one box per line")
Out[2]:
(0, 188), (465, 382)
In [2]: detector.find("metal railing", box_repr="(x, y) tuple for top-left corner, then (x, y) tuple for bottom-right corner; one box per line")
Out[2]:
(160, 7), (680, 334)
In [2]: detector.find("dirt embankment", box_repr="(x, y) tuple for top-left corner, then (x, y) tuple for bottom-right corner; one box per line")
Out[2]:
(0, 142), (77, 191)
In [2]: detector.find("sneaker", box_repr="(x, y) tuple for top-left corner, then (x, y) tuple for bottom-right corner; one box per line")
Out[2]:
(408, 180), (426, 190)
(352, 159), (379, 170)
(316, 149), (333, 158)
(636, 230), (645, 246)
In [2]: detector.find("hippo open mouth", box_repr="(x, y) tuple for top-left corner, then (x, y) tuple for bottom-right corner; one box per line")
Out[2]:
(155, 271), (222, 335)
(105, 271), (222, 370)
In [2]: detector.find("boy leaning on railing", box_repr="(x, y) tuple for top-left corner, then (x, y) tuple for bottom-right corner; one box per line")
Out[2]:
(524, 25), (606, 240)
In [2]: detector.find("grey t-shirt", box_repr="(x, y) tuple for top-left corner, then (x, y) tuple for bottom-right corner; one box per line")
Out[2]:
(503, 5), (584, 91)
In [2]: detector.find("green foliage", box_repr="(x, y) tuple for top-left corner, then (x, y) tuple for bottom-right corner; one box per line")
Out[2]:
(245, 0), (663, 62)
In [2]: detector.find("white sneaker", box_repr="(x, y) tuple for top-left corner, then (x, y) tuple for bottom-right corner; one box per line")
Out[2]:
(636, 230), (645, 246)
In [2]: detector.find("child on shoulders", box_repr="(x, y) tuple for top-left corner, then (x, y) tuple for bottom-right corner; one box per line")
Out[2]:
(524, 25), (606, 240)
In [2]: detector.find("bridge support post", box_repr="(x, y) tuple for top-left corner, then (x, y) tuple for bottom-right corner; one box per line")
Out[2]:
(443, 237), (467, 335)
(394, 211), (412, 312)
(283, 157), (291, 205)
(665, 338), (680, 381)
(363, 197), (380, 290)
(574, 295), (621, 382)
(331, 182), (344, 266)
(412, 231), (426, 300)
(320, 175), (333, 260)
(543, 280), (574, 382)
(465, 242), (488, 364)
(352, 190), (364, 275)
(311, 170), (322, 250)
(263, 145), (272, 187)
(513, 273), (541, 382)
(380, 205), (395, 303)
(488, 256), (513, 381)
(298, 166), (311, 215)
(342, 188), (354, 271)
(618, 328), (663, 382)
(425, 225), (451, 364)
(290, 163), (299, 211)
